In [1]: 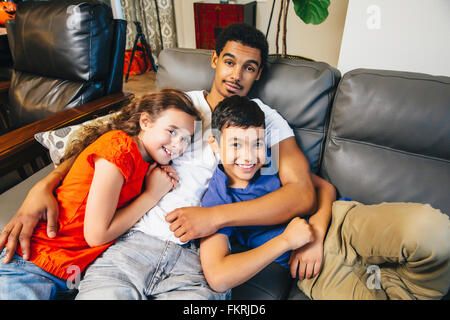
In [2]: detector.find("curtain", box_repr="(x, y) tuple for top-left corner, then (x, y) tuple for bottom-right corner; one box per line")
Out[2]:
(121, 0), (177, 57)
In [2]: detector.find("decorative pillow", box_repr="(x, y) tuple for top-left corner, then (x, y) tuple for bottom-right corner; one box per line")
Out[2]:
(34, 112), (117, 166)
(35, 124), (82, 165)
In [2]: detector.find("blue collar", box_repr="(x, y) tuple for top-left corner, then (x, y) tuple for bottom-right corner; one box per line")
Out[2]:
(215, 164), (261, 190)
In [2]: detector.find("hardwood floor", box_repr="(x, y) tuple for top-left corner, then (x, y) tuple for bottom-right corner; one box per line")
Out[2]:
(123, 71), (157, 97)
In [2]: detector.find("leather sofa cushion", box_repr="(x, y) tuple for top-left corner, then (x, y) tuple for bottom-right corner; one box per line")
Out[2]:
(8, 0), (113, 82)
(249, 58), (340, 173)
(157, 48), (214, 92)
(7, 70), (104, 128)
(321, 69), (450, 215)
(157, 48), (340, 173)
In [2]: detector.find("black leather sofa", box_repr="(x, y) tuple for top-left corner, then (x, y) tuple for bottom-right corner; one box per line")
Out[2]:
(0, 47), (448, 300)
(157, 48), (450, 300)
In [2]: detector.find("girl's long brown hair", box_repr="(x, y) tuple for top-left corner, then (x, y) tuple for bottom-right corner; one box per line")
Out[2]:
(61, 88), (200, 163)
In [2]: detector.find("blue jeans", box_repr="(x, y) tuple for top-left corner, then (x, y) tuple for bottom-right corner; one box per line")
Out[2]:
(0, 249), (69, 300)
(76, 229), (229, 300)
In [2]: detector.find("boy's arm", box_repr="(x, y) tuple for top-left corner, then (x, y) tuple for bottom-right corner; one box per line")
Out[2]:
(200, 217), (313, 293)
(0, 156), (75, 263)
(288, 173), (336, 280)
(200, 234), (290, 293)
(308, 174), (336, 239)
(167, 137), (316, 242)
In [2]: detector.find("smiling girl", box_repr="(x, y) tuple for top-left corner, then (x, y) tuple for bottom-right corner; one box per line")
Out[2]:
(0, 89), (200, 299)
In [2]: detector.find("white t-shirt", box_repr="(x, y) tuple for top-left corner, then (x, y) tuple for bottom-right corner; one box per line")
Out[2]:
(131, 90), (294, 244)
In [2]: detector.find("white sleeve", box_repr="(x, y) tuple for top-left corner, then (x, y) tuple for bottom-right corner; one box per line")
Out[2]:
(252, 98), (294, 147)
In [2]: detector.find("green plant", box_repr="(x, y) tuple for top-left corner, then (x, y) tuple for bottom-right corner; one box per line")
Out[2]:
(275, 0), (331, 57)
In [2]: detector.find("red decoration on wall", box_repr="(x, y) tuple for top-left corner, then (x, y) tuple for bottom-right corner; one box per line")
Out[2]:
(194, 1), (256, 50)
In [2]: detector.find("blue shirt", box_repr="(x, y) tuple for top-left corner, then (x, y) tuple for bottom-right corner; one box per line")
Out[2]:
(201, 165), (291, 268)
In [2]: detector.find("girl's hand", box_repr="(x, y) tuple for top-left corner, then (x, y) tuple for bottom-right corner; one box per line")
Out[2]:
(160, 165), (179, 189)
(144, 163), (176, 200)
(288, 230), (324, 280)
(281, 217), (314, 251)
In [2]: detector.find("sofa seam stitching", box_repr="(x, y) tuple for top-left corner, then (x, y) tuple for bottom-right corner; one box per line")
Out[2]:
(345, 71), (450, 85)
(328, 136), (450, 164)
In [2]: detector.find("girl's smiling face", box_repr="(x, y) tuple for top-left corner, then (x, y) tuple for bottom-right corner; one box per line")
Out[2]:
(137, 107), (196, 164)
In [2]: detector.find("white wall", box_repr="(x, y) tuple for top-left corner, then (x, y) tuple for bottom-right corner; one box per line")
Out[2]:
(173, 0), (348, 68)
(173, 0), (197, 49)
(264, 0), (348, 67)
(338, 0), (450, 76)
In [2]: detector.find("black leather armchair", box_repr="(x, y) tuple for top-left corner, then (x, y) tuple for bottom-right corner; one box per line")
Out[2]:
(0, 0), (132, 192)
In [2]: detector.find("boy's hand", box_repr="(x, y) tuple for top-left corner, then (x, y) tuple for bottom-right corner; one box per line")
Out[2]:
(288, 232), (324, 280)
(166, 206), (220, 242)
(281, 217), (314, 251)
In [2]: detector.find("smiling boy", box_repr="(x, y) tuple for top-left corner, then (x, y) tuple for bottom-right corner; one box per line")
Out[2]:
(200, 95), (322, 293)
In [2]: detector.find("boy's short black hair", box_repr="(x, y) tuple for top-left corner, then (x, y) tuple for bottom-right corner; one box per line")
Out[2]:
(215, 23), (269, 70)
(211, 95), (265, 140)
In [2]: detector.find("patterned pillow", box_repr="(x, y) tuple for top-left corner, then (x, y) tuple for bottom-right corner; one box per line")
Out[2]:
(34, 113), (117, 166)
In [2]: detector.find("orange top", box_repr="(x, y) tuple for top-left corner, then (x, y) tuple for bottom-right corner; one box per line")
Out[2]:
(18, 130), (149, 280)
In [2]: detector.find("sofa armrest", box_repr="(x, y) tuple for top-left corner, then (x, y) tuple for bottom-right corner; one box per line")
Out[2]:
(0, 81), (9, 132)
(0, 80), (9, 93)
(0, 92), (133, 176)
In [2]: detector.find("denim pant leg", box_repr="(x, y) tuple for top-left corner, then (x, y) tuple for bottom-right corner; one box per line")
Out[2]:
(76, 230), (228, 300)
(76, 230), (152, 300)
(149, 240), (229, 300)
(0, 249), (68, 300)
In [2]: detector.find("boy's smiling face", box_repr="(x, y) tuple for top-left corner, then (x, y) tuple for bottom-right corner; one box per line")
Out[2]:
(209, 125), (266, 188)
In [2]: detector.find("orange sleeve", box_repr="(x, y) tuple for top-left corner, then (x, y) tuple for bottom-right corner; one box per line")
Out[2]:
(85, 131), (138, 183)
